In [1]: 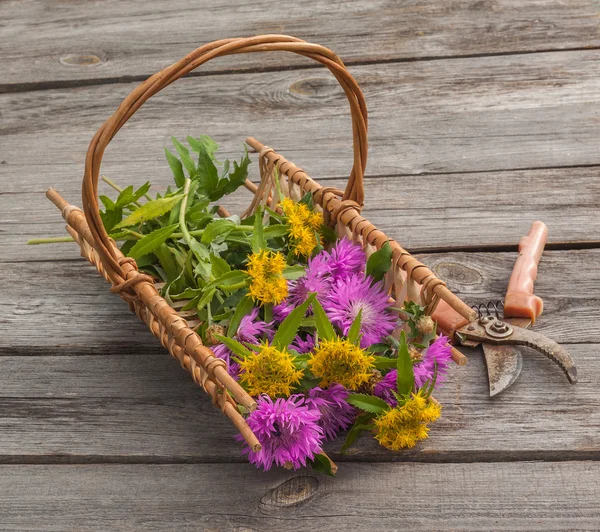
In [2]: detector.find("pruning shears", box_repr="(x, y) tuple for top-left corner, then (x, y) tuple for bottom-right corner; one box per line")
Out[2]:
(432, 222), (578, 396)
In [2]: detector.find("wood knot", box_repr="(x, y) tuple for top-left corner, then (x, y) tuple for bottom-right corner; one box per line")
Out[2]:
(59, 54), (105, 67)
(433, 261), (483, 287)
(289, 77), (339, 99)
(260, 476), (318, 509)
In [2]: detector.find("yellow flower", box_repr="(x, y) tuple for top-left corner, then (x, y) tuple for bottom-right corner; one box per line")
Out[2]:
(281, 197), (323, 256)
(246, 250), (288, 305)
(238, 342), (303, 397)
(307, 337), (375, 390)
(373, 392), (442, 451)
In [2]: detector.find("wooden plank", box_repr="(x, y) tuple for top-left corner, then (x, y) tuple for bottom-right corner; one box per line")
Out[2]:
(3, 50), (600, 177)
(0, 462), (599, 530)
(1, 250), (597, 352)
(2, 0), (600, 88)
(0, 315), (597, 462)
(0, 342), (596, 462)
(3, 165), (599, 260)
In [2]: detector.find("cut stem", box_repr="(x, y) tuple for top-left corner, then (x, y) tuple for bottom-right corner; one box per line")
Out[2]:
(27, 236), (75, 245)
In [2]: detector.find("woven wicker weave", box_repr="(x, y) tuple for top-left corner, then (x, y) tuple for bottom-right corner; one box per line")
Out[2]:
(47, 35), (476, 451)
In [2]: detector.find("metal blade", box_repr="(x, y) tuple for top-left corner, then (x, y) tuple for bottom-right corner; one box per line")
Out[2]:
(482, 344), (523, 397)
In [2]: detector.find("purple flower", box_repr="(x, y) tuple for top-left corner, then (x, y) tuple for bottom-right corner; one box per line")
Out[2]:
(306, 384), (356, 440)
(288, 255), (332, 307)
(324, 274), (397, 348)
(212, 342), (241, 380)
(326, 238), (366, 281)
(373, 370), (399, 407)
(414, 335), (453, 389)
(212, 308), (271, 379)
(273, 301), (294, 322)
(237, 395), (324, 471)
(290, 334), (315, 354)
(237, 308), (272, 343)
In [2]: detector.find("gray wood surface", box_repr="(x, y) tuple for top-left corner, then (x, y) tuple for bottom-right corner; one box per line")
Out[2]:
(1, 0), (599, 529)
(3, 0), (600, 88)
(1, 462), (599, 531)
(2, 250), (598, 351)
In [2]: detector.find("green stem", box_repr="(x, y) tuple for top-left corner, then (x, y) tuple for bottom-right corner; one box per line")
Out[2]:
(179, 178), (194, 248)
(27, 236), (75, 245)
(102, 175), (123, 193)
(264, 303), (273, 323)
(223, 281), (249, 292)
(168, 225), (253, 240)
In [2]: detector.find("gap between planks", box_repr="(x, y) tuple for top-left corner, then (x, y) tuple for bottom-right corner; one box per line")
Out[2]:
(3, 45), (600, 95)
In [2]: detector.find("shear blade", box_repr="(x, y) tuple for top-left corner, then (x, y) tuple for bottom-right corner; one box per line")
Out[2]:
(482, 344), (523, 397)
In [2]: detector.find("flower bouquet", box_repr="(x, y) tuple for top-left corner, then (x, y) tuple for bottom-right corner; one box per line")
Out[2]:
(46, 134), (453, 475)
(41, 35), (476, 476)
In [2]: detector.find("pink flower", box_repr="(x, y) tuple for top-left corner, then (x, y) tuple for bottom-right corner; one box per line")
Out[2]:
(324, 274), (397, 348)
(326, 238), (366, 281)
(212, 308), (271, 379)
(306, 384), (356, 440)
(237, 395), (324, 471)
(290, 334), (316, 354)
(414, 335), (453, 388)
(373, 370), (399, 407)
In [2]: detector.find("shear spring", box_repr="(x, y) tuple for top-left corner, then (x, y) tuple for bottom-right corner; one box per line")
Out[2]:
(472, 300), (504, 319)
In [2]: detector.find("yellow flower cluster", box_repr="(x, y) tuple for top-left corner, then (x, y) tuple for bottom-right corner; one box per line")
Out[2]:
(374, 392), (442, 451)
(246, 250), (288, 305)
(238, 342), (303, 397)
(307, 337), (375, 391)
(281, 197), (323, 256)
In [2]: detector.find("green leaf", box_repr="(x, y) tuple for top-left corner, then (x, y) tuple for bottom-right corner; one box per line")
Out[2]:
(196, 288), (216, 311)
(309, 453), (336, 477)
(340, 412), (375, 454)
(100, 206), (123, 232)
(201, 219), (236, 245)
(372, 356), (398, 370)
(202, 270), (248, 294)
(127, 224), (179, 260)
(194, 146), (219, 192)
(187, 236), (211, 263)
(298, 191), (314, 209)
(346, 393), (390, 414)
(348, 308), (362, 345)
(187, 134), (219, 159)
(99, 195), (115, 210)
(252, 206), (265, 253)
(272, 293), (316, 350)
(227, 295), (255, 337)
(264, 224), (290, 239)
(171, 137), (196, 177)
(154, 244), (179, 283)
(396, 330), (415, 396)
(282, 265), (307, 280)
(210, 254), (231, 278)
(366, 241), (393, 284)
(319, 224), (337, 245)
(165, 148), (185, 187)
(311, 298), (336, 342)
(214, 335), (254, 361)
(113, 195), (183, 229)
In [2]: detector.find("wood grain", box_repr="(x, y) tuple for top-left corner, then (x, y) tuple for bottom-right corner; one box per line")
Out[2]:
(2, 250), (598, 351)
(0, 341), (596, 463)
(3, 165), (599, 260)
(0, 462), (598, 530)
(2, 0), (600, 88)
(3, 50), (600, 177)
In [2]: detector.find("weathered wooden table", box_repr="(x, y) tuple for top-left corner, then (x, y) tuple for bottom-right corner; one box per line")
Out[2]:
(1, 1), (599, 529)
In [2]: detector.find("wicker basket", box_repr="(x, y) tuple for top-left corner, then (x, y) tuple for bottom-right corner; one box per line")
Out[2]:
(47, 35), (476, 453)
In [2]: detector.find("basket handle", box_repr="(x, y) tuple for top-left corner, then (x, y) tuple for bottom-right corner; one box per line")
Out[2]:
(82, 35), (368, 284)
